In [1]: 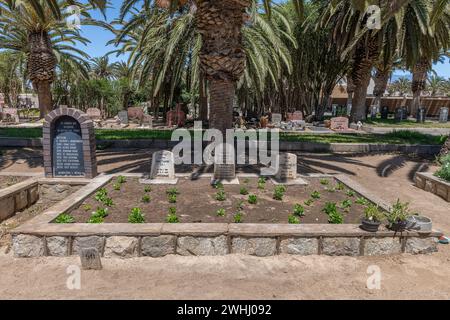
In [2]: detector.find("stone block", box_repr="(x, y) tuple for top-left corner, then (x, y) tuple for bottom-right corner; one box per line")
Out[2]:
(0, 196), (15, 221)
(279, 238), (318, 255)
(47, 236), (69, 257)
(414, 175), (425, 189)
(177, 236), (228, 256)
(231, 237), (277, 257)
(28, 186), (39, 205)
(322, 237), (360, 256)
(72, 236), (104, 255)
(364, 237), (402, 256)
(141, 235), (176, 257)
(14, 190), (28, 211)
(40, 184), (73, 201)
(12, 234), (45, 257)
(104, 236), (138, 258)
(405, 237), (438, 254)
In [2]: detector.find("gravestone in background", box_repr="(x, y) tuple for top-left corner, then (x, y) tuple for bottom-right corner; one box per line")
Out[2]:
(86, 108), (102, 121)
(381, 106), (389, 119)
(275, 153), (297, 181)
(43, 107), (97, 178)
(127, 107), (144, 123)
(118, 110), (129, 125)
(332, 105), (338, 117)
(416, 107), (426, 123)
(292, 111), (303, 121)
(272, 113), (282, 127)
(330, 117), (349, 131)
(439, 107), (449, 123)
(213, 143), (238, 184)
(141, 150), (178, 184)
(394, 108), (403, 122)
(1, 108), (19, 122)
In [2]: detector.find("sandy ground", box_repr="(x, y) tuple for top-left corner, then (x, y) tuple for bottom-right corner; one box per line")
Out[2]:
(0, 149), (449, 299)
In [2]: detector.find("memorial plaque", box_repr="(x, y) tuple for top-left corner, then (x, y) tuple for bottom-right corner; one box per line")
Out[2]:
(150, 150), (175, 180)
(52, 116), (85, 177)
(80, 247), (102, 270)
(275, 153), (297, 181)
(272, 113), (282, 126)
(330, 117), (349, 131)
(214, 144), (236, 181)
(118, 110), (128, 124)
(439, 107), (448, 123)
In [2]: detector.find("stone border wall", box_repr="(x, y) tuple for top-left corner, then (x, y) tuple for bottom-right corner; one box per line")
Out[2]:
(415, 172), (450, 202)
(10, 174), (442, 258)
(43, 107), (97, 179)
(0, 178), (39, 222)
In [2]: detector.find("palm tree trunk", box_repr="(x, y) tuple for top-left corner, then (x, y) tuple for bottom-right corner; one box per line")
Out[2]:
(352, 71), (372, 122)
(411, 57), (430, 116)
(36, 81), (53, 118)
(209, 79), (234, 134)
(199, 72), (208, 123)
(373, 67), (390, 110)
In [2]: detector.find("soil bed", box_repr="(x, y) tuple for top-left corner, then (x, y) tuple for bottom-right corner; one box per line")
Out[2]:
(69, 177), (371, 224)
(0, 176), (29, 189)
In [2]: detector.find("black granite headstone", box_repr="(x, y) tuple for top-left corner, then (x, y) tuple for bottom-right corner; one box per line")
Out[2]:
(52, 115), (85, 176)
(416, 107), (426, 123)
(394, 108), (403, 122)
(380, 106), (389, 119)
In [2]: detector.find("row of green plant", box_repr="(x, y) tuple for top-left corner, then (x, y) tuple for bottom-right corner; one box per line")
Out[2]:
(435, 153), (450, 182)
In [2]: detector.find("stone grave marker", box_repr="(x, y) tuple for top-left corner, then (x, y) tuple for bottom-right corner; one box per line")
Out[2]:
(332, 105), (338, 117)
(381, 106), (389, 119)
(213, 143), (238, 184)
(141, 150), (178, 184)
(330, 117), (349, 131)
(86, 108), (102, 121)
(80, 247), (102, 270)
(272, 113), (282, 127)
(416, 107), (426, 123)
(272, 153), (307, 185)
(292, 111), (303, 120)
(127, 107), (144, 123)
(1, 107), (19, 122)
(118, 110), (128, 125)
(394, 108), (403, 122)
(439, 107), (448, 123)
(43, 108), (97, 178)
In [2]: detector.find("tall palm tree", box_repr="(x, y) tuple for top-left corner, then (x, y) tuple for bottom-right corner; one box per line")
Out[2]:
(90, 56), (115, 80)
(427, 75), (446, 96)
(0, 0), (104, 117)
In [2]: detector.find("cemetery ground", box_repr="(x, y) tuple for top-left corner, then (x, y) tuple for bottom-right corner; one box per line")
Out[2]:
(0, 149), (449, 299)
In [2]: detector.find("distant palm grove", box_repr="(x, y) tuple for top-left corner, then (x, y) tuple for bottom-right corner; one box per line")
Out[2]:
(0, 0), (449, 129)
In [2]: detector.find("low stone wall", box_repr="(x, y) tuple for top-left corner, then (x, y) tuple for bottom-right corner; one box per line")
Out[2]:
(0, 178), (39, 222)
(415, 172), (450, 202)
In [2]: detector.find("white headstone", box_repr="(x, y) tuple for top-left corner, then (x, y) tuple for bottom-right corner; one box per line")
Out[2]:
(213, 143), (237, 183)
(275, 153), (297, 181)
(118, 110), (128, 125)
(151, 150), (175, 180)
(272, 113), (282, 127)
(439, 108), (448, 123)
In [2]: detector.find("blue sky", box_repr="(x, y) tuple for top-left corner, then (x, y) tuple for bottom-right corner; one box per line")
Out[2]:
(80, 0), (449, 79)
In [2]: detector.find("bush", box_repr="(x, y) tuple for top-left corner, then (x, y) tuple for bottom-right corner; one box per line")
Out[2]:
(87, 208), (107, 224)
(336, 182), (345, 191)
(88, 215), (104, 223)
(293, 204), (305, 217)
(248, 194), (258, 204)
(166, 207), (179, 223)
(435, 154), (450, 182)
(288, 214), (300, 224)
(102, 197), (114, 207)
(340, 199), (352, 209)
(257, 177), (266, 189)
(128, 207), (145, 223)
(364, 204), (384, 222)
(240, 187), (249, 195)
(273, 185), (286, 201)
(385, 199), (411, 226)
(55, 213), (75, 224)
(166, 188), (179, 196)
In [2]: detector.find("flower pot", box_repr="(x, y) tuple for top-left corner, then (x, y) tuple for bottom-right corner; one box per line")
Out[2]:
(360, 219), (381, 232)
(407, 215), (432, 233)
(389, 220), (408, 232)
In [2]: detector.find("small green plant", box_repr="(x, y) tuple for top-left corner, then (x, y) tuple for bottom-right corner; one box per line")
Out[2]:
(168, 194), (177, 203)
(215, 189), (226, 201)
(304, 199), (314, 206)
(144, 186), (152, 193)
(213, 181), (224, 189)
(336, 182), (346, 191)
(435, 154), (450, 182)
(248, 194), (258, 204)
(240, 187), (249, 195)
(93, 207), (108, 218)
(216, 208), (226, 217)
(233, 212), (243, 223)
(258, 177), (266, 184)
(82, 204), (92, 212)
(166, 188), (179, 196)
(340, 199), (352, 209)
(320, 179), (329, 185)
(273, 185), (286, 200)
(94, 188), (108, 202)
(326, 187), (336, 193)
(113, 183), (121, 191)
(346, 190), (355, 197)
(117, 175), (127, 184)
(166, 207), (179, 223)
(322, 202), (344, 224)
(364, 204), (384, 222)
(311, 191), (321, 199)
(88, 215), (104, 223)
(243, 178), (250, 184)
(257, 177), (266, 189)
(236, 200), (245, 210)
(355, 197), (369, 205)
(142, 194), (151, 203)
(55, 213), (75, 224)
(102, 197), (114, 207)
(293, 204), (305, 217)
(288, 214), (300, 224)
(385, 199), (411, 227)
(128, 207), (145, 223)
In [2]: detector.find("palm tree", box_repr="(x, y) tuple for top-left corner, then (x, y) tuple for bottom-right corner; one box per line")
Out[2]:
(0, 0), (104, 117)
(427, 75), (446, 96)
(90, 56), (115, 80)
(389, 76), (412, 96)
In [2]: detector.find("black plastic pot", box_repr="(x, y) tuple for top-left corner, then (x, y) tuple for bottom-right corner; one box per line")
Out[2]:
(360, 219), (381, 232)
(389, 220), (408, 232)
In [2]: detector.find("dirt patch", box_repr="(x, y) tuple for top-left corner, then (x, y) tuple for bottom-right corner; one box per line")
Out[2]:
(68, 177), (370, 224)
(0, 176), (29, 189)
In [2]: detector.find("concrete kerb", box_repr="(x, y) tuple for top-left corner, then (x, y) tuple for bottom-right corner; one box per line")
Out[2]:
(9, 173), (442, 258)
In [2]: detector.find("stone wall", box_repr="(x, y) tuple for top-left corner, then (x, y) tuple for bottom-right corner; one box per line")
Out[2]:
(0, 179), (39, 222)
(415, 172), (450, 202)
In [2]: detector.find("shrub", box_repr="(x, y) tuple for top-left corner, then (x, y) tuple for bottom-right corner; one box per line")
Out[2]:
(364, 204), (384, 222)
(304, 199), (314, 206)
(233, 212), (243, 223)
(435, 154), (450, 182)
(355, 197), (369, 205)
(113, 183), (121, 191)
(346, 190), (355, 197)
(240, 187), (249, 195)
(320, 179), (329, 185)
(385, 199), (411, 227)
(248, 194), (258, 204)
(144, 186), (152, 193)
(128, 207), (145, 223)
(288, 214), (300, 224)
(311, 191), (321, 199)
(117, 175), (127, 184)
(215, 189), (226, 201)
(216, 208), (226, 217)
(55, 213), (75, 224)
(293, 204), (305, 217)
(273, 185), (286, 200)
(142, 194), (151, 203)
(166, 207), (179, 223)
(168, 194), (177, 203)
